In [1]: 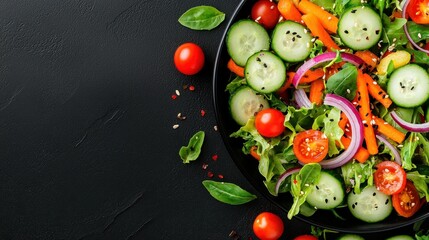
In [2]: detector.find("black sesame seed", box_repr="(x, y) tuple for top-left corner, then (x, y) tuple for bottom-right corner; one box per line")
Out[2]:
(363, 27), (367, 31)
(286, 30), (290, 34)
(316, 185), (319, 190)
(364, 123), (369, 127)
(333, 197), (337, 201)
(325, 199), (328, 203)
(411, 86), (415, 90)
(373, 192), (376, 196)
(297, 35), (302, 38)
(344, 30), (349, 34)
(375, 30), (380, 35)
(256, 57), (261, 62)
(352, 204), (355, 209)
(292, 32), (297, 35)
(330, 119), (334, 122)
(263, 63), (267, 68)
(292, 37), (296, 42)
(385, 199), (389, 205)
(351, 9), (357, 13)
(366, 36), (369, 40)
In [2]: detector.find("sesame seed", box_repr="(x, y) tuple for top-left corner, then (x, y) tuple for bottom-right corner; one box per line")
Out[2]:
(214, 125), (218, 131)
(173, 124), (179, 129)
(418, 33), (422, 39)
(175, 90), (181, 96)
(328, 16), (332, 20)
(347, 89), (351, 94)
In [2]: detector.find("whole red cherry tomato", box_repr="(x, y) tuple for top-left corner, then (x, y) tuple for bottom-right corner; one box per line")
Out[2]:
(174, 42), (205, 75)
(253, 212), (284, 240)
(251, 0), (281, 29)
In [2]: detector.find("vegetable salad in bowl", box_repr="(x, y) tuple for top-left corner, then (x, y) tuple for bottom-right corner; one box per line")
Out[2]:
(213, 0), (429, 229)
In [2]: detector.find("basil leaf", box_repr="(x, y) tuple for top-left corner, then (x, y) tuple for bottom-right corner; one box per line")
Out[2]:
(178, 6), (225, 30)
(326, 63), (358, 101)
(288, 163), (321, 219)
(179, 131), (205, 163)
(202, 180), (257, 205)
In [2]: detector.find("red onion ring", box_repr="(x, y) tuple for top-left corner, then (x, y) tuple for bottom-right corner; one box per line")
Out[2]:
(292, 52), (364, 87)
(390, 111), (429, 132)
(315, 94), (364, 169)
(275, 167), (301, 195)
(294, 89), (313, 108)
(402, 0), (429, 54)
(376, 134), (402, 165)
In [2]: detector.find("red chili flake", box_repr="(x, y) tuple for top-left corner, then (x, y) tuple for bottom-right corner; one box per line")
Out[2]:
(207, 171), (214, 178)
(212, 154), (218, 161)
(189, 85), (195, 91)
(171, 94), (177, 100)
(218, 174), (224, 179)
(200, 109), (206, 117)
(293, 179), (298, 184)
(202, 163), (208, 170)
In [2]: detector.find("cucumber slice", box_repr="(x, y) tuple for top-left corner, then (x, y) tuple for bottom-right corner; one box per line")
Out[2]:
(306, 171), (345, 210)
(338, 5), (382, 50)
(229, 86), (269, 126)
(271, 21), (313, 62)
(348, 185), (392, 223)
(245, 51), (286, 93)
(226, 20), (270, 67)
(385, 235), (414, 240)
(387, 64), (429, 108)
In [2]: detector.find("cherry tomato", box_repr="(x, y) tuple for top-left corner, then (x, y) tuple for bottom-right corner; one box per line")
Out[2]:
(293, 130), (329, 163)
(407, 0), (429, 24)
(293, 234), (318, 240)
(374, 161), (407, 195)
(174, 42), (205, 75)
(251, 0), (281, 29)
(392, 180), (421, 217)
(255, 109), (285, 138)
(253, 212), (284, 240)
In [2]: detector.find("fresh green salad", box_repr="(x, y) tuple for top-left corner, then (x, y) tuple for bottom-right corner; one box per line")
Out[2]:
(224, 0), (429, 222)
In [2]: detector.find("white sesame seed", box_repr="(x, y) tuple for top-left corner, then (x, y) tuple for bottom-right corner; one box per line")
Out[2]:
(270, 5), (275, 9)
(175, 90), (180, 96)
(418, 33), (422, 39)
(214, 125), (218, 131)
(397, 144), (404, 148)
(255, 16), (262, 22)
(347, 89), (351, 94)
(328, 16), (332, 20)
(173, 124), (179, 129)
(362, 120), (367, 124)
(372, 58), (377, 62)
(373, 81), (377, 85)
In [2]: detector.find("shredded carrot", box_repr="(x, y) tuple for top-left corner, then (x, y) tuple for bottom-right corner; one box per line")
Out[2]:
(357, 71), (379, 155)
(355, 50), (379, 71)
(301, 14), (341, 51)
(300, 68), (325, 83)
(250, 146), (261, 161)
(362, 73), (393, 109)
(227, 58), (245, 77)
(373, 117), (406, 144)
(276, 72), (294, 99)
(298, 0), (339, 33)
(338, 112), (348, 130)
(309, 79), (324, 105)
(278, 0), (303, 23)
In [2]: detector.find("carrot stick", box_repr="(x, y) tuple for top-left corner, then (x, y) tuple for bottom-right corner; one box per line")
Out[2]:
(357, 71), (379, 155)
(301, 14), (341, 51)
(278, 0), (302, 23)
(340, 136), (370, 163)
(355, 50), (379, 71)
(373, 117), (406, 144)
(250, 146), (261, 161)
(227, 58), (245, 77)
(362, 73), (393, 109)
(309, 79), (324, 105)
(298, 0), (339, 33)
(338, 112), (348, 130)
(276, 72), (294, 98)
(300, 68), (325, 83)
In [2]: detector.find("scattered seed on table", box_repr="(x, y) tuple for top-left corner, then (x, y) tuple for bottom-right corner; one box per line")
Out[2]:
(218, 174), (224, 179)
(189, 85), (195, 91)
(172, 124), (179, 129)
(212, 154), (218, 161)
(202, 163), (208, 170)
(207, 171), (214, 178)
(171, 94), (177, 100)
(175, 90), (181, 96)
(214, 125), (218, 131)
(201, 109), (206, 117)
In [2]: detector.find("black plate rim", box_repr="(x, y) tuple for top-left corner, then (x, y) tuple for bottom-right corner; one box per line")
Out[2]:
(212, 0), (429, 233)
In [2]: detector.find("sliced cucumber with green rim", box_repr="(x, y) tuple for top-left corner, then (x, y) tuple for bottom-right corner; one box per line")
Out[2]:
(306, 171), (345, 210)
(338, 5), (382, 50)
(348, 185), (392, 223)
(271, 21), (313, 62)
(226, 20), (270, 67)
(337, 234), (365, 240)
(229, 86), (269, 126)
(245, 51), (286, 94)
(387, 64), (429, 108)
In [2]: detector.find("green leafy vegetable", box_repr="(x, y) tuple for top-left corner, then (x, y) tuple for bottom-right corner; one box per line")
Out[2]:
(288, 163), (322, 219)
(225, 76), (246, 94)
(401, 132), (419, 170)
(341, 158), (375, 194)
(178, 6), (225, 30)
(322, 108), (343, 157)
(202, 180), (257, 205)
(407, 171), (429, 201)
(179, 131), (205, 163)
(325, 63), (358, 101)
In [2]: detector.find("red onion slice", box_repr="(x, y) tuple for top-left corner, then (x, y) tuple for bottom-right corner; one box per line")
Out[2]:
(292, 52), (364, 87)
(390, 111), (429, 132)
(315, 94), (364, 169)
(275, 167), (301, 195)
(294, 89), (313, 108)
(402, 0), (429, 54)
(376, 134), (402, 165)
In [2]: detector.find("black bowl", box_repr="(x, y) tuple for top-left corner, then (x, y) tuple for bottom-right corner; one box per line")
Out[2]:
(212, 0), (429, 233)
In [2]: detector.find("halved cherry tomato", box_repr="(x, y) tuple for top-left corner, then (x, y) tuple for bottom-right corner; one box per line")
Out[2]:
(253, 212), (284, 240)
(293, 130), (329, 163)
(392, 180), (422, 218)
(407, 0), (429, 24)
(374, 161), (407, 195)
(293, 234), (318, 240)
(255, 109), (286, 138)
(174, 42), (205, 75)
(251, 0), (281, 29)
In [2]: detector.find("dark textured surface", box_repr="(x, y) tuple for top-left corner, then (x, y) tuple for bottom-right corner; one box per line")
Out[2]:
(0, 0), (423, 239)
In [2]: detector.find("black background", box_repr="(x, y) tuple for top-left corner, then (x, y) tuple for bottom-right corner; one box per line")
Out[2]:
(0, 0), (423, 239)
